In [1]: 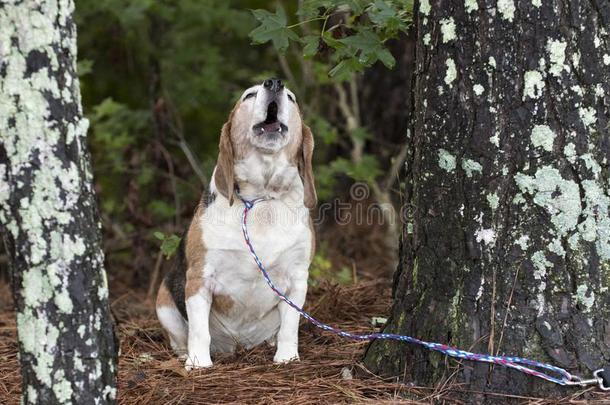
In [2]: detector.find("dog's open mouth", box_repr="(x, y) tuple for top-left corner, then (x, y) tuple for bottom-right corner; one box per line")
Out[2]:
(253, 101), (288, 135)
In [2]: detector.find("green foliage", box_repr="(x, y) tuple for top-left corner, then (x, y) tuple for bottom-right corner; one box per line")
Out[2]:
(76, 59), (94, 77)
(310, 115), (338, 145)
(154, 231), (182, 259)
(350, 127), (372, 142)
(248, 0), (411, 200)
(75, 0), (280, 264)
(313, 164), (339, 201)
(74, 0), (407, 271)
(330, 156), (382, 184)
(89, 98), (149, 172)
(309, 250), (353, 286)
(250, 7), (299, 52)
(147, 200), (176, 221)
(249, 0), (412, 77)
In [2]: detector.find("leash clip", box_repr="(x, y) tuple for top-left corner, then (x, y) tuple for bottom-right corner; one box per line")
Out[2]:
(594, 368), (610, 391)
(235, 191), (254, 209)
(236, 190), (268, 210)
(565, 368), (610, 391)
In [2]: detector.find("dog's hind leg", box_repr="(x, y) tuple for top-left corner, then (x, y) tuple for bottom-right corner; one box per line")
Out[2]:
(156, 280), (188, 357)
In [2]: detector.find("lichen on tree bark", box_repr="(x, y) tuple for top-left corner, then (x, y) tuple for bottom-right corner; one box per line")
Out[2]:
(364, 0), (610, 400)
(0, 1), (117, 403)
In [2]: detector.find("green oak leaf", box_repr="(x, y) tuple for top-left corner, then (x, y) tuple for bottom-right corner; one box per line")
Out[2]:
(249, 7), (299, 52)
(302, 35), (321, 57)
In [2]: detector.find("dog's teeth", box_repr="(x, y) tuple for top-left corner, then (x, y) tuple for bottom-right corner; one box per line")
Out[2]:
(261, 128), (265, 132)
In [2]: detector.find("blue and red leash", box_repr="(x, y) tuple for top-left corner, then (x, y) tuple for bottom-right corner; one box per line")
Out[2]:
(239, 196), (610, 391)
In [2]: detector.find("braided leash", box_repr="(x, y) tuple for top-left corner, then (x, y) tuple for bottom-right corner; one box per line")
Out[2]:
(239, 196), (610, 390)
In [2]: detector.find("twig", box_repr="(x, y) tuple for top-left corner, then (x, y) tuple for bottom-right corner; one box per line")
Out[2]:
(381, 141), (409, 192)
(334, 82), (362, 163)
(495, 263), (521, 356)
(162, 91), (208, 187)
(177, 139), (208, 187)
(154, 140), (181, 227)
(488, 266), (497, 355)
(334, 82), (359, 132)
(100, 212), (127, 240)
(296, 0), (316, 89)
(349, 76), (360, 128)
(286, 16), (326, 29)
(277, 52), (301, 97)
(147, 251), (164, 301)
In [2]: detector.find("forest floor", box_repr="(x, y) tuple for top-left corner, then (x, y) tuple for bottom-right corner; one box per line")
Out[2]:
(0, 276), (608, 404)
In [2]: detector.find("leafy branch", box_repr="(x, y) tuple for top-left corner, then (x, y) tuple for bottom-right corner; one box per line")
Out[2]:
(249, 0), (413, 78)
(154, 231), (181, 259)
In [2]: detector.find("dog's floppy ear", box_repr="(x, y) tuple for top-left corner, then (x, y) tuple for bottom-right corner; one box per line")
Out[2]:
(214, 119), (235, 205)
(298, 124), (317, 209)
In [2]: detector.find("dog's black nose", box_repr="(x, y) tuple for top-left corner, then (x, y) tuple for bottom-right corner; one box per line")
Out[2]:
(263, 78), (284, 93)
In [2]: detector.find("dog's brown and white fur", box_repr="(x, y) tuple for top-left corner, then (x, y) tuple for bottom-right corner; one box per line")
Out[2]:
(156, 79), (316, 369)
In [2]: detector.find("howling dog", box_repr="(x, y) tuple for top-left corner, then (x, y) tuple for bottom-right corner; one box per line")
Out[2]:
(156, 78), (316, 369)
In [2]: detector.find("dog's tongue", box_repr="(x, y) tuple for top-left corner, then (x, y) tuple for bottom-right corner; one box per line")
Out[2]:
(262, 121), (281, 132)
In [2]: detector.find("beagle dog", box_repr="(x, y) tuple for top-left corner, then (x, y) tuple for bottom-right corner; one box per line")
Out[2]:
(156, 78), (316, 369)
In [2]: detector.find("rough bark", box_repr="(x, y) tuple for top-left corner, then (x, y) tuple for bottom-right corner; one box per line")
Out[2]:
(0, 1), (118, 403)
(364, 0), (610, 400)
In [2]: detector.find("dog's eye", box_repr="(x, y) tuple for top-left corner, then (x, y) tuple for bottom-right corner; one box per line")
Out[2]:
(244, 92), (257, 100)
(287, 94), (295, 103)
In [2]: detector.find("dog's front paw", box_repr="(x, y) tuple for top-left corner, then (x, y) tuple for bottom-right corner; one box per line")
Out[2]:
(273, 350), (300, 364)
(184, 354), (213, 370)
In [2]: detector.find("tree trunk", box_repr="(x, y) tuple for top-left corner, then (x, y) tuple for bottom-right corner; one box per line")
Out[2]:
(364, 0), (610, 400)
(0, 1), (118, 403)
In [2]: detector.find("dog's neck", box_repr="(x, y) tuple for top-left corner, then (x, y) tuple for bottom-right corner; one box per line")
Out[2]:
(233, 150), (304, 205)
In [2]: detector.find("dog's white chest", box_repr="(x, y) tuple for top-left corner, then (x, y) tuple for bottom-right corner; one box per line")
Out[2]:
(200, 198), (311, 351)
